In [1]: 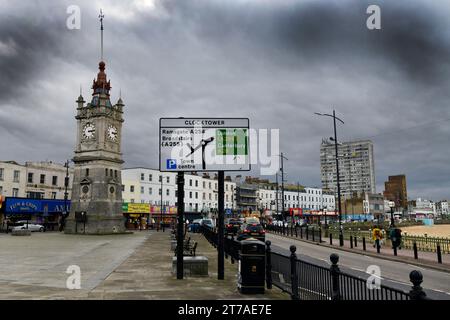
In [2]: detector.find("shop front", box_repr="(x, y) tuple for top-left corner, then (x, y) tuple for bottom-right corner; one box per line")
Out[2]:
(122, 203), (180, 230)
(122, 203), (150, 230)
(3, 197), (71, 231)
(290, 208), (339, 224)
(150, 205), (178, 229)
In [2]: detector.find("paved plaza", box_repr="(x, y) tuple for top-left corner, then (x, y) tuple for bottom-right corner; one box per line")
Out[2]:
(0, 231), (289, 300)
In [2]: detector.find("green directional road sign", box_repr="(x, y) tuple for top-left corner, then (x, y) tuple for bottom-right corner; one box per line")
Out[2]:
(216, 128), (248, 156)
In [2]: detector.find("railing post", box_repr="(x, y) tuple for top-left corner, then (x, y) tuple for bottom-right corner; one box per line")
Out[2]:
(350, 235), (353, 248)
(354, 236), (357, 248)
(266, 240), (272, 290)
(306, 226), (309, 240)
(363, 237), (366, 251)
(290, 245), (299, 300)
(437, 244), (442, 264)
(312, 227), (315, 242)
(329, 233), (333, 245)
(409, 270), (427, 300)
(319, 228), (322, 243)
(295, 226), (298, 238)
(330, 253), (340, 301)
(413, 242), (418, 259)
(230, 235), (235, 264)
(300, 226), (303, 239)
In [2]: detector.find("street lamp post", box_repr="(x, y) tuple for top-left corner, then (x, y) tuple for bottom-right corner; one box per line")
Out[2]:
(315, 110), (345, 246)
(61, 160), (70, 232)
(389, 201), (396, 227)
(161, 174), (165, 232)
(277, 153), (288, 222)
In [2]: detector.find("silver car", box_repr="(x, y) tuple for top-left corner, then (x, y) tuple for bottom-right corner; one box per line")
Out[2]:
(12, 223), (45, 232)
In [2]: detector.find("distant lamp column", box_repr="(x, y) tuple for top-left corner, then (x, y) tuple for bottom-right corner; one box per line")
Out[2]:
(315, 110), (344, 246)
(389, 201), (396, 227)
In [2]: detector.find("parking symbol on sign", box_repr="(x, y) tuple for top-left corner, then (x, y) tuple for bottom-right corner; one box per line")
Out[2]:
(167, 159), (177, 169)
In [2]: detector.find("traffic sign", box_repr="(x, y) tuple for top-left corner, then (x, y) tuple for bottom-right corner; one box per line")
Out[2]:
(159, 118), (250, 172)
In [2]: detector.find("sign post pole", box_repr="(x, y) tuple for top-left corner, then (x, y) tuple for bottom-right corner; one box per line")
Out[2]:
(218, 170), (225, 280)
(177, 172), (185, 280)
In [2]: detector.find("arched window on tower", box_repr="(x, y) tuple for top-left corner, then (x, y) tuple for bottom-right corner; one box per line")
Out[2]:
(105, 168), (108, 176)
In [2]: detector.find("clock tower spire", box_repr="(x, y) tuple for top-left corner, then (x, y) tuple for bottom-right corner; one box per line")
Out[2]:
(65, 10), (126, 235)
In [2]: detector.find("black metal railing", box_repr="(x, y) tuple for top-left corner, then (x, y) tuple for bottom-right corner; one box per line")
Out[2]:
(266, 243), (429, 301)
(201, 225), (430, 300)
(266, 224), (323, 243)
(201, 225), (241, 262)
(269, 251), (292, 294)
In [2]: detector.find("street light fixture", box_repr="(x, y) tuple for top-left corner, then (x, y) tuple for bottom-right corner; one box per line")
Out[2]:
(315, 109), (345, 246)
(389, 201), (396, 227)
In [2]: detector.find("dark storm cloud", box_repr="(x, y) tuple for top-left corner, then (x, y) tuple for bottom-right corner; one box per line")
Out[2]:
(0, 4), (71, 101)
(1, 0), (449, 200)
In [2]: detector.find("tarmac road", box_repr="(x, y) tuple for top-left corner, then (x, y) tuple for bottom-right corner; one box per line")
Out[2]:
(267, 233), (450, 300)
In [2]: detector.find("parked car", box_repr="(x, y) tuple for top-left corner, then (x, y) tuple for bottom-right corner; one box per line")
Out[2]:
(12, 223), (45, 232)
(225, 219), (242, 235)
(188, 219), (202, 233)
(200, 219), (214, 229)
(237, 223), (265, 241)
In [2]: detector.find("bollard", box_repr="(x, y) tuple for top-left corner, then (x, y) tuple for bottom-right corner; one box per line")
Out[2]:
(265, 241), (272, 289)
(393, 245), (397, 256)
(437, 244), (442, 264)
(319, 228), (322, 243)
(295, 226), (298, 238)
(290, 246), (299, 300)
(330, 233), (333, 245)
(330, 254), (341, 300)
(350, 236), (353, 249)
(300, 227), (303, 239)
(354, 236), (357, 248)
(312, 227), (315, 242)
(376, 240), (380, 254)
(413, 242), (418, 260)
(362, 237), (366, 251)
(306, 226), (309, 240)
(409, 270), (427, 300)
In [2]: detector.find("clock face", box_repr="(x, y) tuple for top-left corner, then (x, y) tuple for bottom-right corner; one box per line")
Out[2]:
(107, 125), (118, 141)
(82, 123), (96, 139)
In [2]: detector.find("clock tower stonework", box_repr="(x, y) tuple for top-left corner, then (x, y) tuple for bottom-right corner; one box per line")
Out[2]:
(65, 61), (126, 234)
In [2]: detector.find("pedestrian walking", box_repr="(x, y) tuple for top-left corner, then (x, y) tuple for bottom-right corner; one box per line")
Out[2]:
(372, 226), (382, 248)
(390, 227), (402, 249)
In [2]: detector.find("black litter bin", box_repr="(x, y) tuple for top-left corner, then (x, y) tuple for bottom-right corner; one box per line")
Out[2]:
(238, 238), (266, 294)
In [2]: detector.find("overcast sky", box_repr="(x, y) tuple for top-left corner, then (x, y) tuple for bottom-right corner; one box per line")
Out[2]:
(1, 0), (449, 200)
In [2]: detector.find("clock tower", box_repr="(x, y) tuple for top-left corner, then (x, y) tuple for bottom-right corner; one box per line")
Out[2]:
(65, 11), (126, 234)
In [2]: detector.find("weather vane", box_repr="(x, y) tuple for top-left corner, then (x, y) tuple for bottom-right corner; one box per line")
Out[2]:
(99, 9), (104, 61)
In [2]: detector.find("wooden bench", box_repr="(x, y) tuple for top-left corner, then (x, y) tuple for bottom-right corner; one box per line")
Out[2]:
(174, 241), (197, 256)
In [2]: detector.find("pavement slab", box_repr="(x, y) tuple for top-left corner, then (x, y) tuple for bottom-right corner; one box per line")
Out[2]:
(0, 230), (289, 300)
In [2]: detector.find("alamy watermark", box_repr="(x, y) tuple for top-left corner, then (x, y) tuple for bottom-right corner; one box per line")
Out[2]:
(66, 5), (81, 30)
(66, 265), (81, 290)
(366, 5), (381, 30)
(366, 265), (382, 290)
(168, 123), (280, 176)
